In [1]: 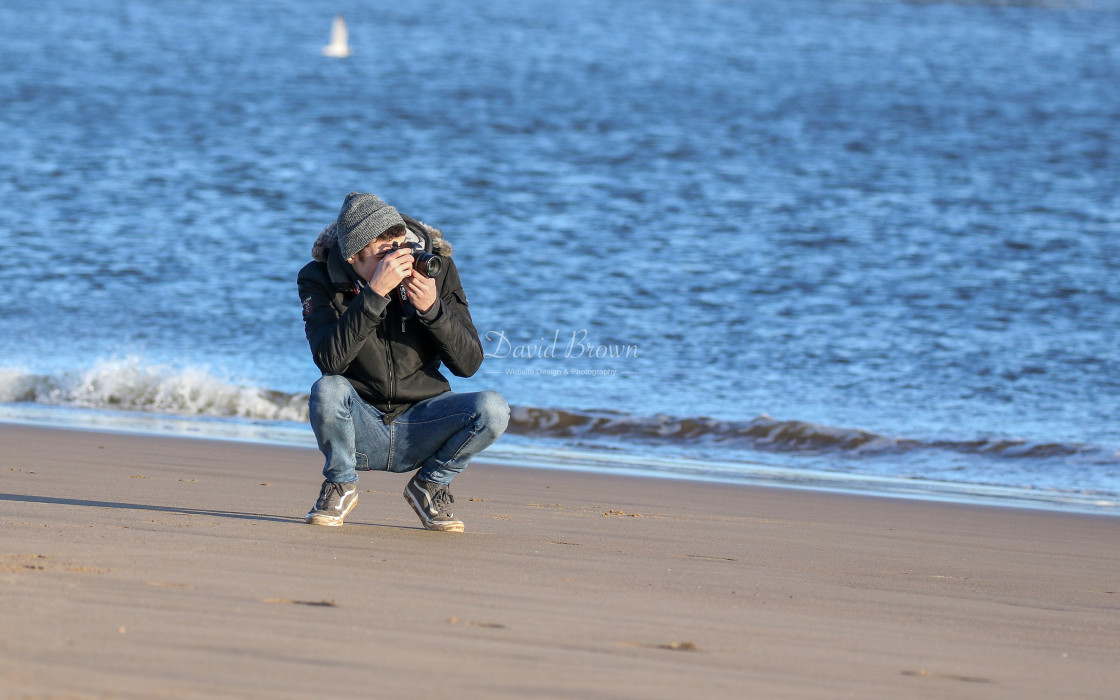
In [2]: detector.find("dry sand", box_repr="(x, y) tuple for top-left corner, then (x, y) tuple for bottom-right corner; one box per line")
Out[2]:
(1, 423), (1118, 699)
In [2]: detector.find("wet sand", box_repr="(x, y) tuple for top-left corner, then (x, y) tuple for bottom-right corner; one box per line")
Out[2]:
(1, 423), (1118, 699)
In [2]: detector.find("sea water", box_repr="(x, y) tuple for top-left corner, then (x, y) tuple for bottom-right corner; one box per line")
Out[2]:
(1, 0), (1118, 513)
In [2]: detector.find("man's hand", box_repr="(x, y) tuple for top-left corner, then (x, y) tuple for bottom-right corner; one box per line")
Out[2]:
(367, 248), (415, 297)
(403, 272), (438, 314)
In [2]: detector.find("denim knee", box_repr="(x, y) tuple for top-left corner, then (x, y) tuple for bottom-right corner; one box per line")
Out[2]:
(309, 375), (353, 417)
(474, 390), (510, 436)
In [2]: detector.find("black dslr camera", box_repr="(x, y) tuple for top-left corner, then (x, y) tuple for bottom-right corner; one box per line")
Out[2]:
(393, 241), (443, 278)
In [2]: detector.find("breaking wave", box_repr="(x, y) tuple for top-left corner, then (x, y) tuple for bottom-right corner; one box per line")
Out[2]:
(506, 406), (1117, 463)
(0, 359), (307, 423)
(0, 360), (1115, 465)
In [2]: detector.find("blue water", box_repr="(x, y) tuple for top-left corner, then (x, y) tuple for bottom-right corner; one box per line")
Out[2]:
(1, 0), (1119, 512)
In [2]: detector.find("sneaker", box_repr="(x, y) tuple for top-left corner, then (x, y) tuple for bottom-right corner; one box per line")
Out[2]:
(305, 480), (359, 526)
(404, 474), (465, 532)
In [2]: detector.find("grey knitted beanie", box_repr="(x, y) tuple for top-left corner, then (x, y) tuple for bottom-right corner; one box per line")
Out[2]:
(335, 192), (405, 260)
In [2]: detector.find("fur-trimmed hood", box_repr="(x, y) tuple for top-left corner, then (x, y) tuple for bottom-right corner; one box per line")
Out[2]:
(311, 215), (454, 263)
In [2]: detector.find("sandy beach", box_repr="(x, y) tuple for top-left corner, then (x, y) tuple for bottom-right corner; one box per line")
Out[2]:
(1, 423), (1117, 699)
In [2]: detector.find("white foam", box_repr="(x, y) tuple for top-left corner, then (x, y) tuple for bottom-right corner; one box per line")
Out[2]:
(0, 357), (308, 422)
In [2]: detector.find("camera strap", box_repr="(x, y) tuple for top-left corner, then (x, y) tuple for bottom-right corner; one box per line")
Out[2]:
(397, 282), (415, 332)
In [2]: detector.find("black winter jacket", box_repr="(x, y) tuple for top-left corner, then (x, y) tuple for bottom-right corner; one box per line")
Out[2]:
(296, 217), (484, 421)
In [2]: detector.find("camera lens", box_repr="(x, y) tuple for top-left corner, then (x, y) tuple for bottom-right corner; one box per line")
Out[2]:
(420, 254), (442, 277)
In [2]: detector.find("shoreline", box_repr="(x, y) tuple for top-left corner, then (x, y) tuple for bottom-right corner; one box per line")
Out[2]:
(0, 403), (1117, 518)
(2, 423), (1119, 698)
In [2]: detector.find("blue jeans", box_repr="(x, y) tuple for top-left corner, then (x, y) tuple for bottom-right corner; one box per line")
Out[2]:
(307, 375), (510, 486)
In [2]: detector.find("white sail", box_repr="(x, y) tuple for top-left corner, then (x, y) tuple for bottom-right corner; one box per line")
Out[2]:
(322, 16), (351, 58)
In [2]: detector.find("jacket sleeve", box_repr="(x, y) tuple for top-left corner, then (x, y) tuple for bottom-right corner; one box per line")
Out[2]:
(417, 258), (484, 378)
(297, 264), (391, 375)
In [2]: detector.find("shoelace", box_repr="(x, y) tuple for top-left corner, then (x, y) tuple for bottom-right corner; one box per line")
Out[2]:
(431, 486), (455, 514)
(317, 482), (345, 509)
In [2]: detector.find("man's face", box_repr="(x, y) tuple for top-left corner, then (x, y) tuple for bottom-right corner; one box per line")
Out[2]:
(348, 234), (407, 265)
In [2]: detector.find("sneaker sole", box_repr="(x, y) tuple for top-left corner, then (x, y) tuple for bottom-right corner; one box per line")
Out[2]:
(305, 493), (358, 527)
(403, 491), (465, 533)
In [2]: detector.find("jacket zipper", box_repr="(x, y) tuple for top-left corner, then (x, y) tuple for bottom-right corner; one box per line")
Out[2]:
(384, 311), (396, 411)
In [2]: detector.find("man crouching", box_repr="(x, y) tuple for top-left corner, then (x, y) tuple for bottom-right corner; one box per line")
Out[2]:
(296, 192), (509, 531)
